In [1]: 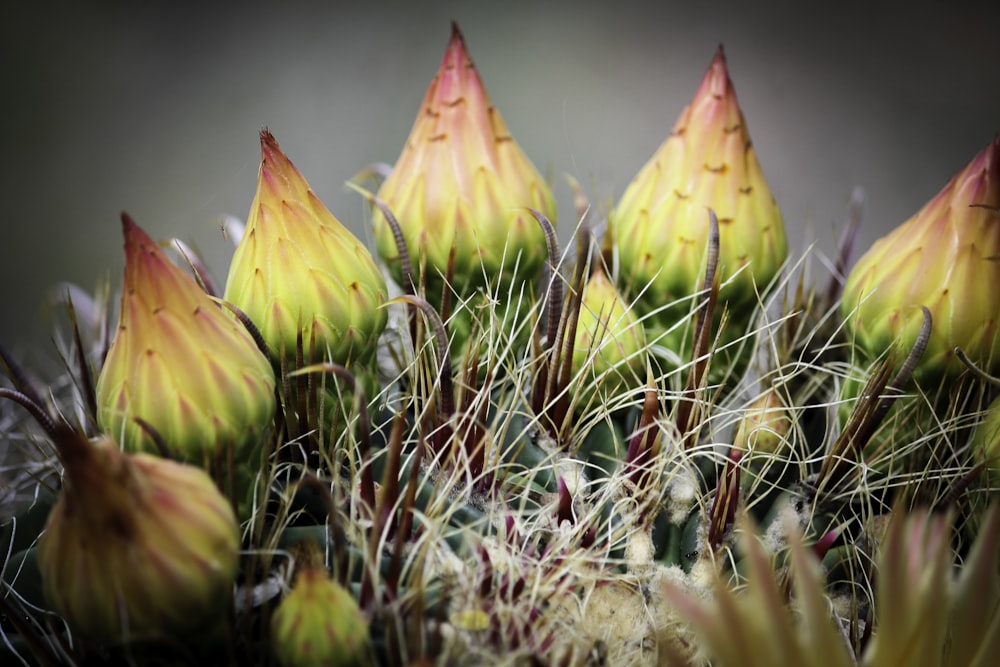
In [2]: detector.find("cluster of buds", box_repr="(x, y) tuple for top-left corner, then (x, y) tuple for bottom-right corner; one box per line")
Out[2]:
(609, 47), (788, 356)
(7, 18), (1000, 667)
(373, 23), (556, 320)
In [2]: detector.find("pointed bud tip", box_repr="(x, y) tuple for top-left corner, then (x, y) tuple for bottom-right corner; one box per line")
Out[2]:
(713, 44), (727, 65)
(259, 127), (283, 162)
(259, 126), (275, 147)
(120, 211), (138, 236)
(120, 214), (159, 268)
(442, 20), (473, 70)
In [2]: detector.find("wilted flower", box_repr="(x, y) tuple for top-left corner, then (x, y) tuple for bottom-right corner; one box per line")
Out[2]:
(96, 215), (275, 464)
(610, 46), (787, 352)
(842, 135), (1000, 382)
(225, 130), (388, 367)
(37, 429), (239, 643)
(373, 22), (556, 307)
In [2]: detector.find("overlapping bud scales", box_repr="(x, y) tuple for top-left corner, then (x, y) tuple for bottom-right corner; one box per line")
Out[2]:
(271, 556), (370, 667)
(225, 130), (388, 366)
(610, 46), (787, 346)
(37, 430), (239, 643)
(572, 267), (647, 394)
(842, 135), (1000, 381)
(97, 215), (275, 463)
(373, 22), (556, 305)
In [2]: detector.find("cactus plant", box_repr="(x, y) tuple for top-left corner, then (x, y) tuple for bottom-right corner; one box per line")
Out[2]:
(1, 23), (998, 667)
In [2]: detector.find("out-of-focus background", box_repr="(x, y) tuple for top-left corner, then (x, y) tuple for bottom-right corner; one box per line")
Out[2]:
(2, 0), (997, 363)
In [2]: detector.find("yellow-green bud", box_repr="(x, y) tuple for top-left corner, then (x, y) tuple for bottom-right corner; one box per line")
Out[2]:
(271, 560), (370, 667)
(842, 135), (1000, 382)
(373, 23), (556, 308)
(572, 268), (647, 394)
(97, 215), (276, 464)
(973, 394), (1000, 487)
(732, 389), (790, 455)
(610, 47), (787, 350)
(225, 130), (388, 367)
(37, 431), (239, 643)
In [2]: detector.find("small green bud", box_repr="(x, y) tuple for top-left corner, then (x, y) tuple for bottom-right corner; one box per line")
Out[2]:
(733, 389), (790, 455)
(572, 268), (647, 395)
(271, 558), (370, 667)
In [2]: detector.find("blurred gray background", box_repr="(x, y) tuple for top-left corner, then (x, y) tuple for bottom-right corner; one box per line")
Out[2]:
(2, 0), (998, 364)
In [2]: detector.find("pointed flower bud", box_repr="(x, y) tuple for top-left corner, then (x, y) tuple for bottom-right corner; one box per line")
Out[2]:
(572, 267), (647, 393)
(610, 47), (787, 343)
(271, 553), (370, 667)
(373, 22), (556, 305)
(225, 130), (388, 366)
(842, 135), (1000, 381)
(37, 429), (239, 642)
(97, 215), (276, 463)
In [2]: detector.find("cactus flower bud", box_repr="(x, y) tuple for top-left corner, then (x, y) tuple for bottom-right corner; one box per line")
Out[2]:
(224, 130), (388, 367)
(271, 554), (370, 667)
(610, 46), (787, 348)
(842, 135), (1000, 381)
(732, 389), (790, 455)
(97, 215), (276, 464)
(973, 394), (1000, 487)
(37, 429), (239, 643)
(572, 267), (647, 392)
(373, 22), (556, 306)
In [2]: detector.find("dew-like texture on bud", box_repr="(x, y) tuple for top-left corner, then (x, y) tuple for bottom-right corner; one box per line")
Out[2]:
(373, 23), (556, 304)
(271, 563), (370, 667)
(572, 268), (647, 389)
(610, 47), (787, 338)
(224, 130), (388, 366)
(842, 135), (1000, 381)
(36, 434), (239, 643)
(97, 216), (276, 463)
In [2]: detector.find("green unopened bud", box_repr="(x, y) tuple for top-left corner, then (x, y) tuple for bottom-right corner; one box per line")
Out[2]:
(973, 394), (1000, 487)
(611, 46), (787, 350)
(225, 130), (388, 368)
(37, 430), (239, 643)
(842, 135), (1000, 382)
(732, 389), (790, 455)
(572, 268), (647, 394)
(373, 23), (556, 308)
(97, 215), (276, 464)
(271, 556), (370, 667)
